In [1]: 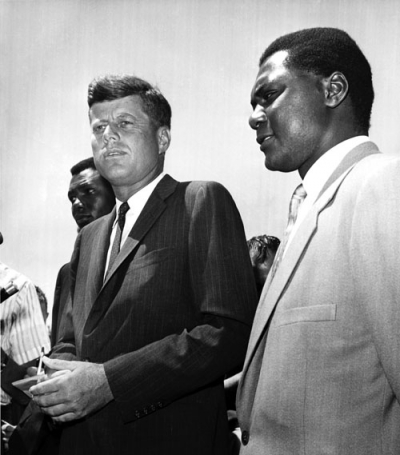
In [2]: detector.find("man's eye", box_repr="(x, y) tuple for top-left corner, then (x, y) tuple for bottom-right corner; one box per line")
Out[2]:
(118, 121), (132, 128)
(93, 124), (106, 133)
(263, 92), (274, 102)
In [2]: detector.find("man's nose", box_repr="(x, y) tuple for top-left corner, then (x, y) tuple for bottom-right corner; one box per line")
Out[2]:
(103, 124), (119, 143)
(249, 105), (266, 130)
(72, 198), (84, 210)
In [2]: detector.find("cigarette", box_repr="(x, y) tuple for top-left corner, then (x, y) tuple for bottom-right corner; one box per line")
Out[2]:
(37, 346), (45, 375)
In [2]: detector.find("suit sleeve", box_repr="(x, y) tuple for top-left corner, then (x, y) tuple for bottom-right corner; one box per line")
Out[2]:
(350, 157), (400, 402)
(50, 236), (81, 361)
(104, 182), (258, 422)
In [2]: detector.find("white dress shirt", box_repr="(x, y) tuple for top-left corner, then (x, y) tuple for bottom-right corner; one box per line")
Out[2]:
(285, 136), (370, 253)
(104, 173), (165, 274)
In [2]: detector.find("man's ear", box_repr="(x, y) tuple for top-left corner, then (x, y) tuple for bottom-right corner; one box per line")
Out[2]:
(157, 127), (171, 154)
(324, 71), (349, 108)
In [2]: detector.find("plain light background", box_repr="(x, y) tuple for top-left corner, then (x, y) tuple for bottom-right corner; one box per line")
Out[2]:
(1, 0), (400, 318)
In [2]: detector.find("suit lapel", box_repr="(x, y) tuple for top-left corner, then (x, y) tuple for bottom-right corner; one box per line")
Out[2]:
(84, 175), (178, 333)
(101, 175), (178, 288)
(88, 210), (115, 299)
(240, 141), (380, 384)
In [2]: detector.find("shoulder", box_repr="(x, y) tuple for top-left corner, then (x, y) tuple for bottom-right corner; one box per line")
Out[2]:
(178, 180), (232, 199)
(349, 152), (400, 190)
(58, 262), (70, 277)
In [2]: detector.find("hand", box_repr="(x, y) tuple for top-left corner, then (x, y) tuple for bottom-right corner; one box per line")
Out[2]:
(29, 357), (113, 423)
(1, 421), (16, 446)
(24, 365), (38, 378)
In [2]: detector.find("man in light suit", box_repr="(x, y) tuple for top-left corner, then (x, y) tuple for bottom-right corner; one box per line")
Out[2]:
(237, 27), (400, 454)
(30, 75), (258, 454)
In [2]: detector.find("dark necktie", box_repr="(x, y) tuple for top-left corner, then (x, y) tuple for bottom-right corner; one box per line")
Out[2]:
(269, 183), (307, 280)
(106, 202), (130, 277)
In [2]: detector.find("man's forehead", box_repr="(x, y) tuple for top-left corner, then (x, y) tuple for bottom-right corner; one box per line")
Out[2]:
(89, 95), (143, 120)
(253, 50), (290, 92)
(69, 168), (100, 188)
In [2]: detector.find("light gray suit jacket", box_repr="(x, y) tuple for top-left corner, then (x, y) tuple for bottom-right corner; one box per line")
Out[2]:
(237, 142), (400, 454)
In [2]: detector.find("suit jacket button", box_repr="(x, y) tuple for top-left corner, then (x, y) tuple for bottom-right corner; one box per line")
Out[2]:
(241, 430), (249, 445)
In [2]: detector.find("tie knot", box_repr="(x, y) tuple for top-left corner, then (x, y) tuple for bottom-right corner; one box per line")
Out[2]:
(288, 183), (307, 225)
(117, 202), (130, 228)
(292, 183), (307, 201)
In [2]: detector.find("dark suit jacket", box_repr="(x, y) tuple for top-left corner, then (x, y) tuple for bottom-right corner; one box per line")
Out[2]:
(51, 263), (71, 347)
(53, 175), (258, 455)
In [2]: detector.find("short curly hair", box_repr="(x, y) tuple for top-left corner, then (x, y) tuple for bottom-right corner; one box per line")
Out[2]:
(69, 157), (114, 196)
(247, 235), (281, 265)
(260, 27), (374, 131)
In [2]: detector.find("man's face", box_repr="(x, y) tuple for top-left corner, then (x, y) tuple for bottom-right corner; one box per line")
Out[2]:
(89, 95), (166, 195)
(249, 50), (330, 178)
(68, 168), (115, 229)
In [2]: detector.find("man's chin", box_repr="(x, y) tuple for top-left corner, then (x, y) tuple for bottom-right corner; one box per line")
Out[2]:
(75, 218), (93, 230)
(264, 156), (294, 174)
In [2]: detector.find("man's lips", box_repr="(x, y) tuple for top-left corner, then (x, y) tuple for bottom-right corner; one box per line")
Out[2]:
(257, 134), (273, 151)
(104, 148), (125, 158)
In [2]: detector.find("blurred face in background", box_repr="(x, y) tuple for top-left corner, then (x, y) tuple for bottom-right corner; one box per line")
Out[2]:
(68, 167), (115, 230)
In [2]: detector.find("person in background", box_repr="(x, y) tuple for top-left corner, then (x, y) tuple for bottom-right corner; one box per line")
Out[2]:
(51, 157), (115, 346)
(237, 27), (400, 454)
(30, 74), (258, 455)
(225, 234), (279, 455)
(35, 287), (49, 330)
(6, 158), (115, 455)
(0, 245), (51, 453)
(247, 235), (280, 297)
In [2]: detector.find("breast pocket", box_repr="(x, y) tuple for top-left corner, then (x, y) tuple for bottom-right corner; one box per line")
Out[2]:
(131, 247), (173, 270)
(273, 304), (337, 327)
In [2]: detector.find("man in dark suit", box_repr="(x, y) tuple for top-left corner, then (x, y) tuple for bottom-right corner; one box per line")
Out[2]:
(237, 27), (400, 454)
(30, 75), (258, 455)
(51, 157), (115, 346)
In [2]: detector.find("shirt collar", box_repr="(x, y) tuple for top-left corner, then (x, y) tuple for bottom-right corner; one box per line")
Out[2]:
(113, 172), (165, 227)
(302, 136), (370, 202)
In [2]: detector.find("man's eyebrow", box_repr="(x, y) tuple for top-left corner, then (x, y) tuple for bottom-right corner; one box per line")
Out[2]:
(115, 112), (135, 119)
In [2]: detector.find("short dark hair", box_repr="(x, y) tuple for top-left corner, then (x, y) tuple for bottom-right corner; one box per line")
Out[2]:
(87, 74), (172, 129)
(260, 27), (374, 131)
(247, 235), (281, 264)
(70, 157), (114, 194)
(70, 157), (96, 176)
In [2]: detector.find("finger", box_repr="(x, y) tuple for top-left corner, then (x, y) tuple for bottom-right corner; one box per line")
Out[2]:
(51, 369), (71, 378)
(42, 356), (78, 372)
(26, 366), (38, 377)
(37, 402), (74, 418)
(30, 375), (63, 396)
(51, 411), (82, 423)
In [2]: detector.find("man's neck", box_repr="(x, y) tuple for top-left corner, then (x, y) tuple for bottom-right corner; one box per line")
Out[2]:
(113, 168), (163, 202)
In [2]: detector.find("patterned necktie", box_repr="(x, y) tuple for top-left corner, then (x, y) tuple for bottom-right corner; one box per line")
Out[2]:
(106, 202), (130, 277)
(269, 183), (307, 280)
